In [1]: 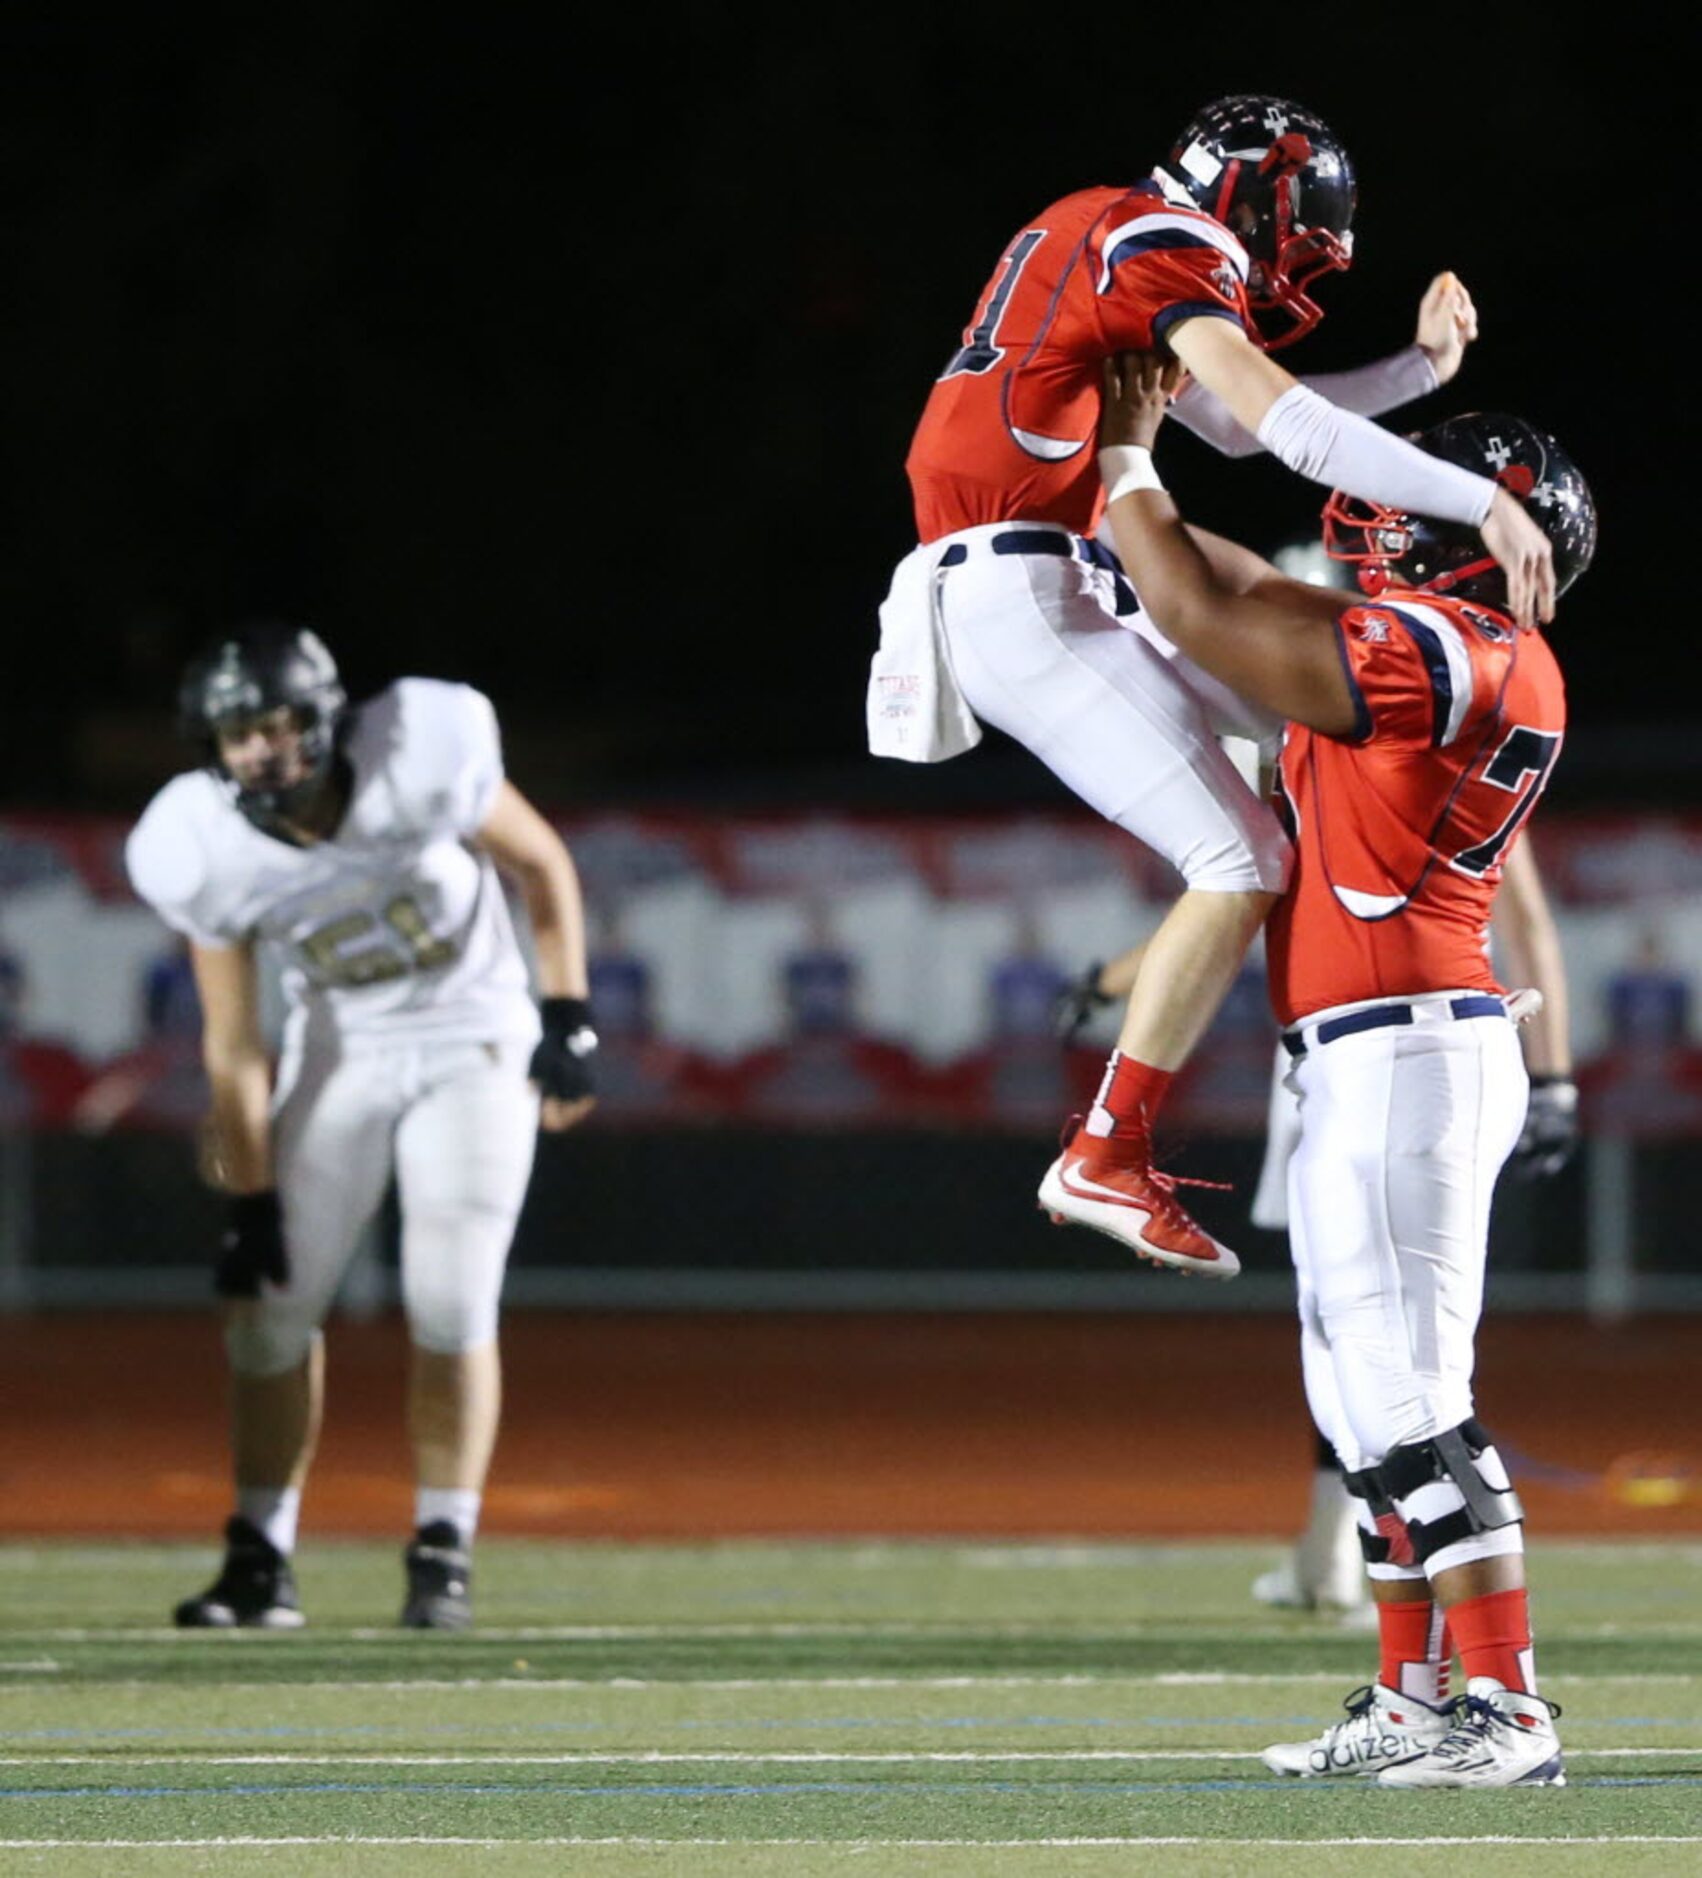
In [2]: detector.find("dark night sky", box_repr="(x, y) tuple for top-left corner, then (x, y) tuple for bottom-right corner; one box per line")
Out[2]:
(2, 12), (1690, 814)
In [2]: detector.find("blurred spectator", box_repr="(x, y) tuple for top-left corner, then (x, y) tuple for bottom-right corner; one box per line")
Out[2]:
(1580, 926), (1702, 1136)
(1605, 928), (1692, 1048)
(72, 936), (209, 1133)
(949, 907), (1092, 1126)
(732, 902), (917, 1122)
(143, 936), (204, 1042)
(583, 913), (710, 1120)
(0, 945), (92, 1128)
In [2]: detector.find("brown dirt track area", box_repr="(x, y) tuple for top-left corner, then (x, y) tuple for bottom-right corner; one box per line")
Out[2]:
(3, 1311), (1698, 1539)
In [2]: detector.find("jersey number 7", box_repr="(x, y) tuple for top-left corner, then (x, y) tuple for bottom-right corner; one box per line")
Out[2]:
(1452, 725), (1563, 878)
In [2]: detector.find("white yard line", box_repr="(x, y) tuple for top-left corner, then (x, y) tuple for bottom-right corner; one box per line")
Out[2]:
(0, 1747), (1694, 1764)
(13, 1621), (1702, 1643)
(2, 1835), (1701, 1850)
(2, 1670), (1696, 1693)
(0, 1675), (1690, 1705)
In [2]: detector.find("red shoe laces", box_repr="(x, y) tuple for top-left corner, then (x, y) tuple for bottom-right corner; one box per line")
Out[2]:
(1062, 1113), (1234, 1233)
(1141, 1166), (1233, 1236)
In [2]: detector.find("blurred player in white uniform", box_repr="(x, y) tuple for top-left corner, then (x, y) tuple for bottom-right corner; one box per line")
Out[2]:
(127, 624), (598, 1629)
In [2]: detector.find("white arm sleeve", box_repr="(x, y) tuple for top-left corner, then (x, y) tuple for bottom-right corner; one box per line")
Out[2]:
(1169, 346), (1439, 459)
(1256, 383), (1496, 527)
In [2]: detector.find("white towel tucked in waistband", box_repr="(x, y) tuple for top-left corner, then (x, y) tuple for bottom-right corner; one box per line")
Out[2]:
(865, 541), (982, 762)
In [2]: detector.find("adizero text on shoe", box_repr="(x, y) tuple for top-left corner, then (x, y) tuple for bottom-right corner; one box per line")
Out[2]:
(173, 1515), (304, 1629)
(1263, 1682), (1451, 1778)
(1375, 1677), (1566, 1789)
(1038, 1136), (1240, 1278)
(401, 1520), (473, 1630)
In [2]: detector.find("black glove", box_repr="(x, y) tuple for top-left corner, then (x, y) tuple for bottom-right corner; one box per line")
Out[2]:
(530, 996), (598, 1101)
(1053, 962), (1113, 1044)
(215, 1190), (289, 1298)
(1508, 1076), (1579, 1180)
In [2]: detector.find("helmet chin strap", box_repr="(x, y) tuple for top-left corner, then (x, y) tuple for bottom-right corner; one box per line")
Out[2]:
(1422, 555), (1498, 596)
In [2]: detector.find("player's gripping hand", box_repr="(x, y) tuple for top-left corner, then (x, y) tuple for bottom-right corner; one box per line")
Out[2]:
(1054, 962), (1113, 1044)
(1414, 270), (1478, 386)
(530, 996), (598, 1133)
(1480, 488), (1556, 631)
(1099, 352), (1184, 451)
(1507, 1075), (1579, 1180)
(214, 1190), (289, 1298)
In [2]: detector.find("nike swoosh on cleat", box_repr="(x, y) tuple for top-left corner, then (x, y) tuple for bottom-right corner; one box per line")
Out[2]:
(1056, 1166), (1157, 1213)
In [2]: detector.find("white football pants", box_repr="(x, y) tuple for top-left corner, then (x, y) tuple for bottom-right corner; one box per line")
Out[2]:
(1284, 996), (1529, 1475)
(226, 1038), (540, 1376)
(933, 527), (1290, 893)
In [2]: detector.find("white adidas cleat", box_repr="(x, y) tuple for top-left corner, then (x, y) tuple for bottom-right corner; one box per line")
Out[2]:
(1375, 1677), (1566, 1789)
(1263, 1681), (1452, 1778)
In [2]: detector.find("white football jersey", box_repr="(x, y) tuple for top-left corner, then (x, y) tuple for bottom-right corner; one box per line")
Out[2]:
(126, 679), (539, 1054)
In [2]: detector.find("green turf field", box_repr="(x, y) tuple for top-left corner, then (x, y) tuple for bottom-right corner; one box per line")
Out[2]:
(1, 1539), (1698, 1874)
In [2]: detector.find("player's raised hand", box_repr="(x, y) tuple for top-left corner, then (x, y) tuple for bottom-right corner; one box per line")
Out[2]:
(1415, 271), (1478, 385)
(1099, 352), (1183, 451)
(1480, 488), (1557, 630)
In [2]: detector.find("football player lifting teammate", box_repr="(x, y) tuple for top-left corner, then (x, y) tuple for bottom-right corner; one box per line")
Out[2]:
(127, 625), (599, 1630)
(870, 94), (1555, 1279)
(1094, 350), (1594, 1789)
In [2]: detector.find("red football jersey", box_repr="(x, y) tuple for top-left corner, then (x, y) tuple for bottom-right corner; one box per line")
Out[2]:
(905, 183), (1251, 542)
(1266, 595), (1567, 1025)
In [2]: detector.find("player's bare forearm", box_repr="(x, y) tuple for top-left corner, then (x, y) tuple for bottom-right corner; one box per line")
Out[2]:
(476, 781), (589, 999)
(1167, 315), (1296, 434)
(1495, 840), (1572, 1076)
(1099, 354), (1360, 736)
(191, 940), (274, 1191)
(202, 1056), (275, 1193)
(515, 864), (588, 999)
(1105, 491), (1355, 733)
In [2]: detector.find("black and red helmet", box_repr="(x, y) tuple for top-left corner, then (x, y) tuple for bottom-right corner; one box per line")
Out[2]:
(1322, 413), (1598, 609)
(1154, 95), (1355, 349)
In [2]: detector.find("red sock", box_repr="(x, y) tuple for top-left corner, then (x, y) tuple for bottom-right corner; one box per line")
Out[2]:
(1377, 1596), (1451, 1705)
(1447, 1587), (1534, 1693)
(1085, 1052), (1173, 1140)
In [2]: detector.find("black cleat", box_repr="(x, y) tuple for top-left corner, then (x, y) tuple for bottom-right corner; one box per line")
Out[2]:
(173, 1515), (305, 1629)
(401, 1520), (473, 1630)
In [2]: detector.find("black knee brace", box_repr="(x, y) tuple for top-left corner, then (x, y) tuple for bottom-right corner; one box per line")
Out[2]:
(1343, 1465), (1411, 1567)
(1373, 1419), (1524, 1565)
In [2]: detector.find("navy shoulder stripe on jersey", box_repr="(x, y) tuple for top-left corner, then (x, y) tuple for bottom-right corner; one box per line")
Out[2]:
(1385, 607), (1461, 747)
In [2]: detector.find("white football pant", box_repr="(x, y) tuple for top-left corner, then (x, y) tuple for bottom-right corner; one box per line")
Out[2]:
(1284, 999), (1528, 1476)
(934, 529), (1290, 893)
(226, 1038), (539, 1376)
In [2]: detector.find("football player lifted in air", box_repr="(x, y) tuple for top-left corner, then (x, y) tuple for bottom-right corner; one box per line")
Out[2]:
(127, 626), (599, 1630)
(1094, 349), (1594, 1788)
(870, 95), (1554, 1279)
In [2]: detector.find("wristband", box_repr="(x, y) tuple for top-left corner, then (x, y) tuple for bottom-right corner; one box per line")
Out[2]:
(540, 995), (596, 1051)
(1098, 445), (1165, 505)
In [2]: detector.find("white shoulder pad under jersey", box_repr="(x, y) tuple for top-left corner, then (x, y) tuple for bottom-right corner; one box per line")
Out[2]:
(126, 769), (259, 949)
(346, 678), (505, 842)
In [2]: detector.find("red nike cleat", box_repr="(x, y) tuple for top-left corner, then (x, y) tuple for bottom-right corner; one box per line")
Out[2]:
(1037, 1121), (1240, 1279)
